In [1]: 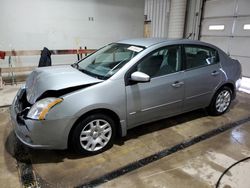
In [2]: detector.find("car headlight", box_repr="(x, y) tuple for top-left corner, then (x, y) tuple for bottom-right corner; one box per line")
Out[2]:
(27, 98), (63, 120)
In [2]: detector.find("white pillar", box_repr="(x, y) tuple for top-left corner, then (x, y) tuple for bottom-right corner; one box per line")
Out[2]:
(168, 0), (187, 39)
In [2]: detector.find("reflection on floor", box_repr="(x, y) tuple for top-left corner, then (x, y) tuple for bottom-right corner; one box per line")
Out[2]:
(101, 122), (250, 188)
(239, 77), (250, 94)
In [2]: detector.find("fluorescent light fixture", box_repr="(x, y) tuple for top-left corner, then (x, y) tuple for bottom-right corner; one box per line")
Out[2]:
(209, 25), (225, 31)
(243, 24), (250, 30)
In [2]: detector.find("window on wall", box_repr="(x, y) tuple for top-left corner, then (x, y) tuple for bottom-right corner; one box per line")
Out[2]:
(243, 24), (250, 30)
(209, 25), (224, 31)
(184, 45), (219, 69)
(136, 46), (182, 78)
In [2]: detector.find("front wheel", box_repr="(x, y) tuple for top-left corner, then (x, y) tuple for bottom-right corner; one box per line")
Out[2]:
(207, 86), (232, 116)
(71, 114), (116, 155)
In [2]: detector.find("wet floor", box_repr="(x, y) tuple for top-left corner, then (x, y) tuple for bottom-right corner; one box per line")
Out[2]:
(1, 92), (250, 188)
(101, 122), (250, 188)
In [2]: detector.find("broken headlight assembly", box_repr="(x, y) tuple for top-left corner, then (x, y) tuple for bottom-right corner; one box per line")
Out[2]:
(27, 98), (63, 120)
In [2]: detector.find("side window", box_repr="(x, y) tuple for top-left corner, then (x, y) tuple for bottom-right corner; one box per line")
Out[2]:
(136, 46), (182, 78)
(184, 45), (219, 69)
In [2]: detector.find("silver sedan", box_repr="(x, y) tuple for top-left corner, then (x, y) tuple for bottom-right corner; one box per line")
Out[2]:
(11, 38), (242, 154)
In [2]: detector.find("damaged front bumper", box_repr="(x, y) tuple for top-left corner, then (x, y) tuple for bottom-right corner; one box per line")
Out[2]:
(10, 87), (75, 150)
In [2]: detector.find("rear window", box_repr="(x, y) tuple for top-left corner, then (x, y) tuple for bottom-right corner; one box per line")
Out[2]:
(184, 45), (219, 69)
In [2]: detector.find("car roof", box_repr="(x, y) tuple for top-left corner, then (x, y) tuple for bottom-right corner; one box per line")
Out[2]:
(117, 38), (211, 48)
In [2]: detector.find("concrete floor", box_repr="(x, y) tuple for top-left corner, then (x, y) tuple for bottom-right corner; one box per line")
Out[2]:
(0, 84), (22, 107)
(101, 122), (250, 188)
(0, 90), (250, 188)
(0, 108), (21, 188)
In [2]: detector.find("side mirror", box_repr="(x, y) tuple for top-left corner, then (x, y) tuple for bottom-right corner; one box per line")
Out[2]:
(130, 71), (150, 83)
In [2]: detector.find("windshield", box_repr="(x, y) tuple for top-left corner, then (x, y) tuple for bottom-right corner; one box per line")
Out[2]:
(76, 43), (144, 79)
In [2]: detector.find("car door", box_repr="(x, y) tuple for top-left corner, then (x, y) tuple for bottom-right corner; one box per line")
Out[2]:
(125, 45), (185, 128)
(183, 45), (222, 112)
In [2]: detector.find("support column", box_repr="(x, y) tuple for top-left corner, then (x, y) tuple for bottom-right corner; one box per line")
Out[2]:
(168, 0), (187, 39)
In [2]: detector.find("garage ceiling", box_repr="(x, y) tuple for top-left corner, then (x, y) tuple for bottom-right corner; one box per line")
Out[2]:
(200, 0), (250, 77)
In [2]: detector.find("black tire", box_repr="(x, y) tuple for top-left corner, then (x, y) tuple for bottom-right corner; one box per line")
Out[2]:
(70, 113), (116, 155)
(207, 86), (232, 116)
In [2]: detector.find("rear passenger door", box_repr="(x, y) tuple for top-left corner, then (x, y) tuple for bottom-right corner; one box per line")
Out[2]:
(183, 45), (222, 112)
(126, 45), (185, 128)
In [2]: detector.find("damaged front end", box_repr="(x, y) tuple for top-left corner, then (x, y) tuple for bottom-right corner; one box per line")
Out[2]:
(10, 84), (93, 149)
(15, 83), (97, 122)
(15, 65), (102, 120)
(14, 87), (30, 126)
(10, 65), (103, 149)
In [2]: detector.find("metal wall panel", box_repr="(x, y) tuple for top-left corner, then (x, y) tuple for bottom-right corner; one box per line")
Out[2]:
(234, 17), (250, 37)
(200, 0), (250, 77)
(144, 0), (170, 37)
(229, 37), (250, 57)
(203, 0), (235, 18)
(201, 18), (234, 36)
(200, 36), (230, 54)
(238, 0), (250, 16)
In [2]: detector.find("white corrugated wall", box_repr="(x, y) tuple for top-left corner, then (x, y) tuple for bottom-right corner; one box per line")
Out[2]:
(168, 0), (187, 39)
(144, 0), (170, 37)
(144, 0), (187, 38)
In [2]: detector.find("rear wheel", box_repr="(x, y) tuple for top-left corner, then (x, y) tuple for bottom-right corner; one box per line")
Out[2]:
(208, 86), (232, 116)
(71, 114), (116, 155)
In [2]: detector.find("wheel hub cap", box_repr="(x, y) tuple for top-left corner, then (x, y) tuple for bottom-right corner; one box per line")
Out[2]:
(216, 90), (231, 113)
(93, 132), (98, 139)
(79, 119), (112, 152)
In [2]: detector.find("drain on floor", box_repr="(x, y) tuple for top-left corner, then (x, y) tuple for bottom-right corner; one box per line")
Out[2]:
(18, 162), (39, 188)
(13, 135), (41, 188)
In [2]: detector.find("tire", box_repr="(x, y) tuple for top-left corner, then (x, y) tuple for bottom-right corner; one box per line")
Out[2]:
(71, 113), (116, 155)
(207, 86), (232, 116)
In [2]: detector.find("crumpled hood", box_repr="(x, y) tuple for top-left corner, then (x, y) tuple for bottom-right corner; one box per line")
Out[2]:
(25, 65), (102, 104)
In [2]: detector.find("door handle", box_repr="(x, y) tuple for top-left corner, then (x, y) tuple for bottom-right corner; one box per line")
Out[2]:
(211, 71), (219, 76)
(172, 81), (184, 88)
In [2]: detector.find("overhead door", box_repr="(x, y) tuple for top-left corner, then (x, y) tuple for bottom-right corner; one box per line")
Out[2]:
(200, 0), (250, 77)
